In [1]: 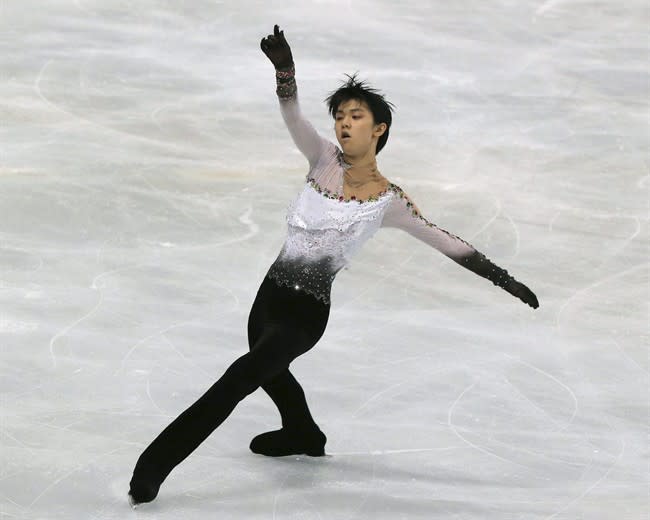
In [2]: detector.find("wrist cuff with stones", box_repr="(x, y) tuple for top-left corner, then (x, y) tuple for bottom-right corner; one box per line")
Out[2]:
(275, 64), (295, 78)
(275, 66), (296, 99)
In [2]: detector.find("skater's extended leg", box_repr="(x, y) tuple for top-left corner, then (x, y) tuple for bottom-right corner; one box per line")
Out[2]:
(129, 326), (311, 503)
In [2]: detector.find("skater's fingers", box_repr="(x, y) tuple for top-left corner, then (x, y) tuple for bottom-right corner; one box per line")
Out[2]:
(508, 281), (539, 309)
(519, 287), (539, 309)
(274, 24), (280, 36)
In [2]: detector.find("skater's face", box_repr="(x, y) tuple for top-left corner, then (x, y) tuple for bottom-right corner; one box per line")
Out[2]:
(334, 99), (387, 157)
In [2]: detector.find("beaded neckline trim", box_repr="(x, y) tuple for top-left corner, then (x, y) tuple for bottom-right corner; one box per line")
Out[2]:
(307, 177), (394, 204)
(307, 177), (429, 221)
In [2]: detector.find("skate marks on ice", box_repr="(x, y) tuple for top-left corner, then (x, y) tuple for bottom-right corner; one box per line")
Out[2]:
(48, 262), (150, 369)
(447, 359), (629, 520)
(33, 59), (211, 158)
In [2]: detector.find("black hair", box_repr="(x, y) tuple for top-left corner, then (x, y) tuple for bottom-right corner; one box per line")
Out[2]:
(324, 72), (396, 155)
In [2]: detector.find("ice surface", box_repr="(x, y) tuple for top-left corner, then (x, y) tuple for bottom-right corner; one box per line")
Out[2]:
(1, 1), (647, 518)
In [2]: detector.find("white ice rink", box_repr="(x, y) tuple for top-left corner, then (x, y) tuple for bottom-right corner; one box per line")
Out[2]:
(1, 1), (647, 518)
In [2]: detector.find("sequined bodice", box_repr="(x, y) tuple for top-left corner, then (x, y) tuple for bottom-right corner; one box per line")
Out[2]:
(287, 179), (393, 252)
(267, 177), (395, 303)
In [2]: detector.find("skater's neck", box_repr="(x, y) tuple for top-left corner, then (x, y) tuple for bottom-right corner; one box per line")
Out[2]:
(342, 153), (383, 187)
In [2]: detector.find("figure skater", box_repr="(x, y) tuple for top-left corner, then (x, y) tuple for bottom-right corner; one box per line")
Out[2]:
(128, 24), (539, 507)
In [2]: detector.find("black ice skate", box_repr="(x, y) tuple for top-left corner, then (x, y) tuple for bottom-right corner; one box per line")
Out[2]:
(128, 478), (160, 507)
(128, 462), (165, 507)
(249, 426), (326, 457)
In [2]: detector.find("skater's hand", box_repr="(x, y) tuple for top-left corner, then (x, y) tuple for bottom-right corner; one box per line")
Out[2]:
(505, 280), (539, 309)
(260, 24), (294, 70)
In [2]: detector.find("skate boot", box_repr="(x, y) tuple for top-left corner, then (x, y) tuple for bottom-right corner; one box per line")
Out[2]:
(249, 425), (326, 457)
(128, 479), (159, 507)
(128, 462), (167, 506)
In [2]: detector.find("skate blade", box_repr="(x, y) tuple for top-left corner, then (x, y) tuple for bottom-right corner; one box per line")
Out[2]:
(128, 493), (139, 509)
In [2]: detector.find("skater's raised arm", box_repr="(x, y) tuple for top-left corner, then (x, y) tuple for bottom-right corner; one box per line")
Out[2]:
(261, 24), (326, 168)
(381, 185), (539, 308)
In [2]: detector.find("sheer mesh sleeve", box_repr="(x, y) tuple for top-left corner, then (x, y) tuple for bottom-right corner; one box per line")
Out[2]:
(276, 66), (328, 169)
(381, 184), (476, 261)
(380, 185), (532, 302)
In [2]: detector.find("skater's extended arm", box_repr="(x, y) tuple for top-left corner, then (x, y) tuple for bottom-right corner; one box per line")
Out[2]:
(261, 24), (326, 168)
(456, 251), (539, 308)
(381, 185), (539, 308)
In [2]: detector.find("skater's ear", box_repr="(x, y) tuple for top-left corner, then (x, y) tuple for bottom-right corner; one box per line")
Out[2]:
(372, 121), (387, 139)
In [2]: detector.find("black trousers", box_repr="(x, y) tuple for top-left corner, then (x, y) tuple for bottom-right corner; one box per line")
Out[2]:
(131, 274), (331, 484)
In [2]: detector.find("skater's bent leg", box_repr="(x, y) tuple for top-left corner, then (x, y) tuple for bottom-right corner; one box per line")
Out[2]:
(261, 368), (318, 430)
(249, 368), (327, 457)
(247, 280), (329, 433)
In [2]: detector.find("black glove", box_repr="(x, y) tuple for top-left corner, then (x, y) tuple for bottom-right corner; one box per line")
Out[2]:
(504, 279), (539, 309)
(260, 24), (294, 70)
(458, 251), (539, 309)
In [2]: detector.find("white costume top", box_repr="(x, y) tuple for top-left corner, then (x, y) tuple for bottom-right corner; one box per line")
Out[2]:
(267, 72), (477, 304)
